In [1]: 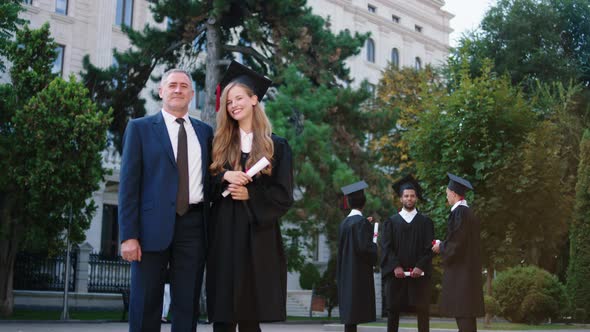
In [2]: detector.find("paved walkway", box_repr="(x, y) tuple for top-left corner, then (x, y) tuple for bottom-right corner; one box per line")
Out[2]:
(0, 321), (589, 332)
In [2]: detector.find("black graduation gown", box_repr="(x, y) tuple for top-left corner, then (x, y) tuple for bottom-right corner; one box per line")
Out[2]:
(380, 212), (434, 311)
(337, 214), (378, 324)
(439, 205), (485, 317)
(206, 134), (294, 323)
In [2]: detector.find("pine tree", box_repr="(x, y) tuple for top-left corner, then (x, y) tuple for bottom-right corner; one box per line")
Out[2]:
(81, 0), (368, 150)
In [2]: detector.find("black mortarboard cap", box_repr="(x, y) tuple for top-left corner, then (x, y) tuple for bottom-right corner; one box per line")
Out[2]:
(219, 60), (272, 103)
(392, 174), (424, 200)
(447, 173), (473, 196)
(340, 180), (368, 210)
(341, 180), (368, 196)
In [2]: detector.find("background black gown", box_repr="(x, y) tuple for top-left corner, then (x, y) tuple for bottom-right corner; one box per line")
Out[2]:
(439, 205), (485, 317)
(380, 212), (434, 311)
(206, 134), (294, 323)
(337, 214), (378, 325)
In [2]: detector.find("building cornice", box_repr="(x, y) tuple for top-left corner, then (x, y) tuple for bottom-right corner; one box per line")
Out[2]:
(329, 0), (450, 52)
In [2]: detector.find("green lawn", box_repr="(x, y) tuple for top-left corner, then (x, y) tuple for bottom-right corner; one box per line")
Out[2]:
(365, 321), (586, 330)
(2, 310), (587, 330)
(1, 309), (123, 321)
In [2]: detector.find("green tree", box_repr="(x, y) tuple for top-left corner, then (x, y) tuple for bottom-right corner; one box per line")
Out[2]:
(0, 24), (111, 317)
(453, 0), (590, 88)
(266, 66), (387, 259)
(371, 64), (441, 181)
(0, 0), (24, 72)
(406, 58), (537, 288)
(82, 0), (368, 149)
(567, 129), (590, 320)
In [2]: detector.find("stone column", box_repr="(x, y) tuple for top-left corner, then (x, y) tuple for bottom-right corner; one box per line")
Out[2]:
(374, 272), (382, 319)
(76, 242), (93, 293)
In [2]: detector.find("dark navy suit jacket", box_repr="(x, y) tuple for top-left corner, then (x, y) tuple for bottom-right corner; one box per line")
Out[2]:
(118, 111), (213, 251)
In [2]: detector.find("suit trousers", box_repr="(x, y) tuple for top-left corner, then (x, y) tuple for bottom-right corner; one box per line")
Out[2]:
(387, 308), (429, 332)
(456, 317), (477, 332)
(213, 321), (261, 332)
(129, 207), (206, 332)
(344, 324), (357, 332)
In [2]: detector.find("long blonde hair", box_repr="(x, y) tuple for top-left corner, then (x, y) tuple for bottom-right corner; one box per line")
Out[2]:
(210, 82), (274, 176)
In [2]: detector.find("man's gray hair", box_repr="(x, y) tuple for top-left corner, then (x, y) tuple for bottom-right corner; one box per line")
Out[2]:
(160, 68), (192, 86)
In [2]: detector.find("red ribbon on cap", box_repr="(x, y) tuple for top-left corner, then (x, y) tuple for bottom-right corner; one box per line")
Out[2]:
(215, 84), (221, 112)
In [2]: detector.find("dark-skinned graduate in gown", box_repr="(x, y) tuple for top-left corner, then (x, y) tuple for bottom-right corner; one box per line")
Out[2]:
(206, 61), (294, 332)
(337, 181), (378, 332)
(380, 175), (434, 332)
(432, 173), (484, 332)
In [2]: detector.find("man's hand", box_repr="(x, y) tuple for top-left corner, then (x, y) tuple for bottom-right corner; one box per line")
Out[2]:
(121, 239), (142, 262)
(223, 171), (252, 186)
(411, 267), (424, 278)
(366, 216), (374, 223)
(432, 242), (440, 254)
(394, 266), (405, 279)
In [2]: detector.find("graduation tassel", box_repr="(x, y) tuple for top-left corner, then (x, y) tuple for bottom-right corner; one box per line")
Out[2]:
(342, 196), (348, 210)
(215, 84), (221, 112)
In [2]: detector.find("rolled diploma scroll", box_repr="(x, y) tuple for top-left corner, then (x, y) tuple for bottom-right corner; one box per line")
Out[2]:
(373, 222), (379, 244)
(404, 270), (425, 277)
(221, 157), (270, 197)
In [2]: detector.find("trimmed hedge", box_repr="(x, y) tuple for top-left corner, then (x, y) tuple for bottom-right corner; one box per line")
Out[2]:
(492, 265), (566, 324)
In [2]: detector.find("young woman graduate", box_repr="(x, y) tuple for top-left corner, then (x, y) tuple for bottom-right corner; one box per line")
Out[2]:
(206, 61), (294, 332)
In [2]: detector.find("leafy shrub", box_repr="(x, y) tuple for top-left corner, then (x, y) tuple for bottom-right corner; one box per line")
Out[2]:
(484, 295), (500, 317)
(492, 265), (566, 324)
(299, 262), (320, 290)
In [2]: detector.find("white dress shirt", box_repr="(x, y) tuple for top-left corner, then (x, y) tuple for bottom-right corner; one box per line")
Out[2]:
(161, 109), (203, 203)
(240, 128), (253, 153)
(399, 208), (417, 223)
(348, 209), (363, 217)
(451, 199), (468, 212)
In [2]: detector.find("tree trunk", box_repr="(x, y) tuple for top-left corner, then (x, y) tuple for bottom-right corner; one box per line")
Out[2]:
(0, 201), (19, 317)
(484, 266), (494, 327)
(202, 16), (223, 129)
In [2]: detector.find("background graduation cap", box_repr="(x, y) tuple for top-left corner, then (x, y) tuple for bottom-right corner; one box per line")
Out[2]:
(392, 174), (424, 200)
(340, 180), (368, 209)
(216, 60), (272, 112)
(447, 173), (473, 196)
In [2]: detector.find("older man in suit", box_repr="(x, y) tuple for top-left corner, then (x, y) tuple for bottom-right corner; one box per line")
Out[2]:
(118, 68), (213, 332)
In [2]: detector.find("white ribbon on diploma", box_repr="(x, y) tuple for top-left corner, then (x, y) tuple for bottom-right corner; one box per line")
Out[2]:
(373, 222), (379, 243)
(222, 157), (270, 197)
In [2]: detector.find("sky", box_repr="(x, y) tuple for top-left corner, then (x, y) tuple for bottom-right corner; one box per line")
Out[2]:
(442, 0), (497, 47)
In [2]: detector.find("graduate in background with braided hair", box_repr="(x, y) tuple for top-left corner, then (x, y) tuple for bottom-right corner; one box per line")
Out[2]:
(337, 181), (378, 332)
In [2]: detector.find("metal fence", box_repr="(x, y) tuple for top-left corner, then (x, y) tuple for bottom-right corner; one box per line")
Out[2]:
(88, 253), (131, 293)
(13, 251), (77, 292)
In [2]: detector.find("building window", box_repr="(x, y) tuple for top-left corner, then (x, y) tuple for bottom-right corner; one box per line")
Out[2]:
(115, 0), (134, 27)
(415, 24), (423, 33)
(391, 48), (399, 69)
(415, 57), (422, 70)
(55, 0), (67, 15)
(366, 38), (375, 63)
(52, 45), (65, 76)
(392, 15), (400, 23)
(23, 0), (33, 5)
(368, 4), (376, 13)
